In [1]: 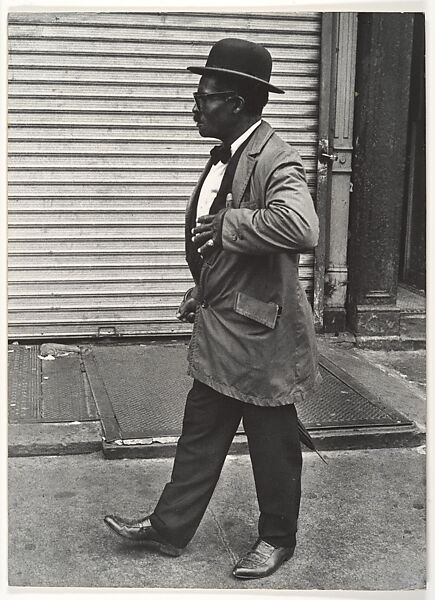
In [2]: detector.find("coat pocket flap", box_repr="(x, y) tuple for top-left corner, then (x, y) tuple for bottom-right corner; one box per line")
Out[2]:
(234, 292), (280, 329)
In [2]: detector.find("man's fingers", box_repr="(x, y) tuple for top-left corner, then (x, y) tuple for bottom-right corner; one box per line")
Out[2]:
(176, 311), (196, 323)
(184, 298), (198, 311)
(198, 239), (215, 256)
(178, 298), (197, 315)
(191, 223), (213, 237)
(192, 231), (213, 246)
(196, 214), (215, 225)
(176, 297), (199, 321)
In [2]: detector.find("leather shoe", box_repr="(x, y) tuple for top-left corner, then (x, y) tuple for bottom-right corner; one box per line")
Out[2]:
(104, 515), (182, 557)
(232, 538), (295, 579)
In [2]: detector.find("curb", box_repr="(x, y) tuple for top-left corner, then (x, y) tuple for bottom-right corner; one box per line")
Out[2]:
(8, 422), (102, 458)
(8, 420), (425, 459)
(101, 424), (425, 459)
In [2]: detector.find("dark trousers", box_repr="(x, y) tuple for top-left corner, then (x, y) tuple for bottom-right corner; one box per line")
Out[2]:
(150, 380), (302, 549)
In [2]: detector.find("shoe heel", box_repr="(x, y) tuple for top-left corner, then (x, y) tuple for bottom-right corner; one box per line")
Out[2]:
(158, 542), (182, 557)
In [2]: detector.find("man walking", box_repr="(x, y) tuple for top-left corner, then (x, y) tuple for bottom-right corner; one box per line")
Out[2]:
(104, 38), (320, 580)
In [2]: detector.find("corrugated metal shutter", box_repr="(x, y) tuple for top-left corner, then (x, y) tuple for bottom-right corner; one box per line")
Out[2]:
(8, 11), (321, 339)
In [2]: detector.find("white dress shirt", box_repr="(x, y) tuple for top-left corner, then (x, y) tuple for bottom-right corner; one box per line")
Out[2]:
(196, 120), (262, 219)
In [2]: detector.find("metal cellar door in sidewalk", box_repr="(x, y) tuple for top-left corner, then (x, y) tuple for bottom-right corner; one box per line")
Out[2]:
(8, 12), (322, 339)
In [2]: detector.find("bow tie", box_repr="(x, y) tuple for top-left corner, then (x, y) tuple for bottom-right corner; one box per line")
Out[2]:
(210, 144), (232, 165)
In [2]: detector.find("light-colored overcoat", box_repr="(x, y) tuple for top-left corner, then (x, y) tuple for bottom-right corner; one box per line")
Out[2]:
(185, 120), (321, 407)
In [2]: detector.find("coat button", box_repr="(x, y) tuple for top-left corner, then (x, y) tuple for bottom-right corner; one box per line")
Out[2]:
(201, 300), (208, 308)
(232, 234), (238, 241)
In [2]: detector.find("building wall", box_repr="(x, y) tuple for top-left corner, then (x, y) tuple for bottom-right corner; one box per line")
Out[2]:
(8, 11), (322, 339)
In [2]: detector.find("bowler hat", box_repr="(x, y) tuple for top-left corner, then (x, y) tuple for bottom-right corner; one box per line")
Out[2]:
(187, 38), (285, 94)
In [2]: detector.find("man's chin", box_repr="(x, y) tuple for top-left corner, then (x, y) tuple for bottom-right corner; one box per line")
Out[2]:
(196, 123), (210, 137)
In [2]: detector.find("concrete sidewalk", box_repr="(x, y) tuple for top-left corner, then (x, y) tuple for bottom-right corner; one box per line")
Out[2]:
(8, 447), (426, 590)
(7, 337), (427, 590)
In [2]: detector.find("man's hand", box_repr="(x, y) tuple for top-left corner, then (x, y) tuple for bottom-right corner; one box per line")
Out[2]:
(176, 290), (199, 323)
(191, 205), (229, 257)
(191, 214), (217, 257)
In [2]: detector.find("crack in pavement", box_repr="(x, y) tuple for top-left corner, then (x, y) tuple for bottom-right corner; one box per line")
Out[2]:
(208, 506), (238, 564)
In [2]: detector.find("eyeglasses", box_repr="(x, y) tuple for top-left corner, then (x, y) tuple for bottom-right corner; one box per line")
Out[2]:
(193, 91), (236, 110)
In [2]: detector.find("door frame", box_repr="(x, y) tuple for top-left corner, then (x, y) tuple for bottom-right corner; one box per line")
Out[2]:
(313, 12), (358, 331)
(313, 12), (334, 331)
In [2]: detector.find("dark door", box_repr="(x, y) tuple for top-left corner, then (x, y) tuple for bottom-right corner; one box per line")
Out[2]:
(400, 14), (425, 291)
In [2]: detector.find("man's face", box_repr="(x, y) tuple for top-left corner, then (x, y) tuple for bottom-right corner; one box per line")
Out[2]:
(192, 75), (237, 141)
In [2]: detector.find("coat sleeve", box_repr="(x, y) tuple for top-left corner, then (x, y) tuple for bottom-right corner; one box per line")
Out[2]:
(221, 154), (319, 255)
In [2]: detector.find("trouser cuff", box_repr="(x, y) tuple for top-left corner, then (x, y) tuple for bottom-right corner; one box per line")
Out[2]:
(149, 512), (189, 549)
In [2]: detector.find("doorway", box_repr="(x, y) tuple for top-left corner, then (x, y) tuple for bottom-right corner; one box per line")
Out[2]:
(400, 13), (425, 292)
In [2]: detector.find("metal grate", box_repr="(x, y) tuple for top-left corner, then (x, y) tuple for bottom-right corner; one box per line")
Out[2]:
(87, 344), (192, 439)
(9, 342), (412, 436)
(41, 353), (98, 422)
(8, 344), (97, 423)
(298, 364), (408, 429)
(8, 344), (42, 423)
(85, 343), (411, 442)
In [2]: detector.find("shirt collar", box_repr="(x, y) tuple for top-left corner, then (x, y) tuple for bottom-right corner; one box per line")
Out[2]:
(230, 119), (262, 156)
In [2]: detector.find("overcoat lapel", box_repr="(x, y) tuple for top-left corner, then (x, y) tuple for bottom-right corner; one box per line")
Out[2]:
(185, 157), (213, 235)
(231, 121), (275, 207)
(185, 158), (213, 283)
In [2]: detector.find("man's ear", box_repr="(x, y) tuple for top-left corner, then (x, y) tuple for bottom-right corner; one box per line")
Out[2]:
(232, 95), (245, 114)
